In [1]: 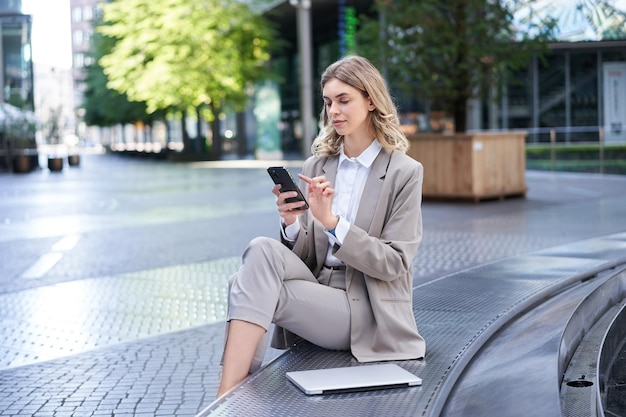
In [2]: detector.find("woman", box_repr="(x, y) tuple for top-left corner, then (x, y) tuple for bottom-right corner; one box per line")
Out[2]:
(218, 55), (425, 397)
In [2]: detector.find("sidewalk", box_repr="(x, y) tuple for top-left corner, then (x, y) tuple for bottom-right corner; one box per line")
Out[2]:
(1, 154), (626, 416)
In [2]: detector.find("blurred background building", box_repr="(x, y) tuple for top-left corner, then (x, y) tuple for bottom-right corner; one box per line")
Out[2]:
(10, 0), (626, 158)
(261, 0), (626, 149)
(0, 0), (33, 110)
(69, 0), (100, 144)
(505, 0), (626, 143)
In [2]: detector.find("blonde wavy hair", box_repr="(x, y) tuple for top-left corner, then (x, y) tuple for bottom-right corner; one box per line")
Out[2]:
(311, 55), (409, 157)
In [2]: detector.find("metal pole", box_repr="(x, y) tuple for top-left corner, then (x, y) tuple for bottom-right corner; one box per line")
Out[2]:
(295, 0), (314, 157)
(564, 52), (571, 144)
(532, 55), (539, 143)
(550, 128), (555, 171)
(378, 2), (387, 80)
(0, 22), (4, 103)
(599, 126), (604, 174)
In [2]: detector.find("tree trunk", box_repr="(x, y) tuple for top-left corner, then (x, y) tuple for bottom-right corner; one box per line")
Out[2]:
(165, 119), (171, 149)
(196, 106), (205, 153)
(452, 0), (468, 133)
(236, 111), (247, 157)
(181, 109), (192, 152)
(209, 103), (222, 160)
(453, 97), (467, 133)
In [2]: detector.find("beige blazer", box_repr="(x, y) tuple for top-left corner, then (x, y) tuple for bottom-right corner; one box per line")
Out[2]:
(271, 148), (426, 362)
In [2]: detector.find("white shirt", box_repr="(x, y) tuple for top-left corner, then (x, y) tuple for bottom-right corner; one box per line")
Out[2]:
(283, 140), (382, 266)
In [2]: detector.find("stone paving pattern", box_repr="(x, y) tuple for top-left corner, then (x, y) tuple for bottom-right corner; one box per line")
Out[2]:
(1, 153), (626, 416)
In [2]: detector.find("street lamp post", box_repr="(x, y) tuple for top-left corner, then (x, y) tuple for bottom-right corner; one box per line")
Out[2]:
(290, 0), (314, 157)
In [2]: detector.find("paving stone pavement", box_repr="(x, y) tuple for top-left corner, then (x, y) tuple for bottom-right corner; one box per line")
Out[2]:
(1, 153), (626, 416)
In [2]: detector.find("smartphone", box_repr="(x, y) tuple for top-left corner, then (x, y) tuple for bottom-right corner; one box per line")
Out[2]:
(267, 166), (309, 210)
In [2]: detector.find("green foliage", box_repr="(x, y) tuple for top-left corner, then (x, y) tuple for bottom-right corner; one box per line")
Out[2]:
(526, 144), (626, 160)
(6, 93), (32, 111)
(82, 26), (159, 127)
(2, 108), (37, 149)
(98, 0), (279, 117)
(526, 144), (626, 174)
(356, 0), (556, 132)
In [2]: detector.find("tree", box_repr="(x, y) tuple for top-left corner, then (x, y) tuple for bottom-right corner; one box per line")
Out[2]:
(356, 0), (556, 132)
(98, 0), (279, 159)
(82, 27), (160, 128)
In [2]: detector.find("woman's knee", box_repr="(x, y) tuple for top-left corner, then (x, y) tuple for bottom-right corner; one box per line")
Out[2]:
(228, 272), (238, 287)
(247, 236), (281, 251)
(244, 236), (283, 262)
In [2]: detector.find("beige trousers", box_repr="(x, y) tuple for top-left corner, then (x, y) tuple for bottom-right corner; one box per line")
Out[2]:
(225, 236), (351, 373)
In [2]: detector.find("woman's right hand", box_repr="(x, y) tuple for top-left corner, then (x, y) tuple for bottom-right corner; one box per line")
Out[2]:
(272, 184), (306, 226)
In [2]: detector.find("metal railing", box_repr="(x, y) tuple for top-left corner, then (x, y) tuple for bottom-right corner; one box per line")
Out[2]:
(469, 126), (626, 174)
(519, 126), (624, 174)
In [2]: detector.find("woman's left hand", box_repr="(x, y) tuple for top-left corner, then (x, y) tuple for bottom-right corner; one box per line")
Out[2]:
(298, 174), (339, 230)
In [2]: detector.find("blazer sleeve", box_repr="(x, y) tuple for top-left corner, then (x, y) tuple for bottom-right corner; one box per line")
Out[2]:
(285, 157), (320, 272)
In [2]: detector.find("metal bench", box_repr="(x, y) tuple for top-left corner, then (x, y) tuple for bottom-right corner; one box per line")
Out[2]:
(198, 232), (626, 417)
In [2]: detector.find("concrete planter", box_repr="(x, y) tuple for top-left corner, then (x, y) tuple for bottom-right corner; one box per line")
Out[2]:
(12, 149), (38, 173)
(406, 131), (527, 201)
(48, 157), (64, 172)
(13, 154), (33, 173)
(68, 154), (80, 167)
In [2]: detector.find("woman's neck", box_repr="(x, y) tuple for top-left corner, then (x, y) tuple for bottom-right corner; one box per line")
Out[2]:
(343, 136), (375, 158)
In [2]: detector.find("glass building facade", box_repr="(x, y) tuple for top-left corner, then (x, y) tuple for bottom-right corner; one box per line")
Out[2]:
(0, 0), (33, 111)
(264, 0), (626, 154)
(494, 0), (626, 144)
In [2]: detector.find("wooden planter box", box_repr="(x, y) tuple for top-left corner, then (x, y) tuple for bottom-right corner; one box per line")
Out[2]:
(407, 131), (527, 201)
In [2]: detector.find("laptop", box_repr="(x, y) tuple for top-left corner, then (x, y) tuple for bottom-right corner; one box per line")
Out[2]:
(286, 363), (422, 395)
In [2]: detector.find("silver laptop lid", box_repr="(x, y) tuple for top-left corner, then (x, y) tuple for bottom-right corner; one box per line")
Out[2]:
(286, 363), (422, 395)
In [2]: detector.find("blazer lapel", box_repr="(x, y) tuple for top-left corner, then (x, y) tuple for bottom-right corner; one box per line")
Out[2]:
(345, 149), (391, 291)
(353, 149), (391, 232)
